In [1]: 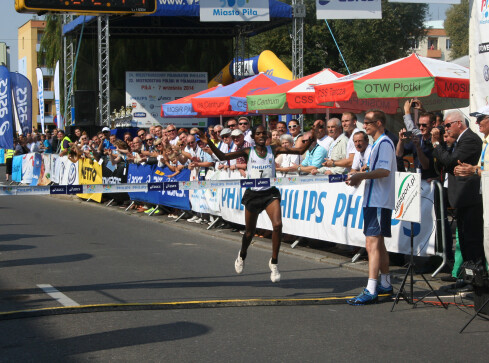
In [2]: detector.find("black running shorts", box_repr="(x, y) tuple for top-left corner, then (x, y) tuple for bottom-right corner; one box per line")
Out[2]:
(241, 187), (281, 214)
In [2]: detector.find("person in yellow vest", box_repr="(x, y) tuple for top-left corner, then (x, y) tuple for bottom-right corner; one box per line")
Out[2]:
(5, 148), (14, 181)
(56, 130), (72, 156)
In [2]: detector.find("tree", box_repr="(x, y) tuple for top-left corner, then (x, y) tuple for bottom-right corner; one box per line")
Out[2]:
(249, 0), (427, 75)
(38, 14), (62, 68)
(444, 0), (469, 59)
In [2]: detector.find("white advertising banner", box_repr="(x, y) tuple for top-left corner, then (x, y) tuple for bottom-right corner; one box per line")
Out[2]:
(316, 0), (382, 19)
(482, 173), (489, 269)
(217, 176), (436, 256)
(54, 61), (63, 131)
(394, 172), (421, 223)
(125, 71), (208, 128)
(36, 67), (45, 133)
(388, 0), (460, 3)
(200, 0), (270, 22)
(469, 0), (489, 113)
(21, 153), (35, 184)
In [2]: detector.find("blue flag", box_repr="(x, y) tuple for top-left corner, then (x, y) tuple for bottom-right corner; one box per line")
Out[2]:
(10, 72), (32, 136)
(0, 66), (14, 150)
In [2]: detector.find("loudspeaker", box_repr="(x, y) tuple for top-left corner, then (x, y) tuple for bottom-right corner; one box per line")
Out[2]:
(72, 90), (97, 125)
(474, 286), (489, 316)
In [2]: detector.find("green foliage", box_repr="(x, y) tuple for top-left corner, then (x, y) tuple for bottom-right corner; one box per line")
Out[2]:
(444, 0), (469, 59)
(38, 14), (62, 68)
(249, 0), (427, 75)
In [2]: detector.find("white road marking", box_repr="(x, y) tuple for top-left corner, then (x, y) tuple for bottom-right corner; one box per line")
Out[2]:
(37, 284), (80, 307)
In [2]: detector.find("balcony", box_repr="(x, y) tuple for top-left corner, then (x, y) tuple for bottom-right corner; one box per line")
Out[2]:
(37, 115), (54, 124)
(427, 49), (442, 58)
(36, 90), (54, 100)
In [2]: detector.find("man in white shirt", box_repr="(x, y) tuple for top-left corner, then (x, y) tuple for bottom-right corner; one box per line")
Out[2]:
(315, 118), (333, 151)
(346, 109), (396, 305)
(323, 112), (360, 171)
(238, 117), (255, 146)
(317, 118), (348, 175)
(350, 131), (372, 173)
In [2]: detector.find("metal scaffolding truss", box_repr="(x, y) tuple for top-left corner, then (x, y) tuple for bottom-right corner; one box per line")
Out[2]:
(98, 15), (110, 126)
(233, 27), (248, 81)
(292, 0), (305, 123)
(63, 14), (74, 125)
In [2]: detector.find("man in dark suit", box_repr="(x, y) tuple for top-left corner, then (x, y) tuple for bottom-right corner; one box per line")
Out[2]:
(431, 110), (484, 265)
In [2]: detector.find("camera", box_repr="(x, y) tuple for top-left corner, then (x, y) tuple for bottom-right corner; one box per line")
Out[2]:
(402, 131), (413, 138)
(411, 101), (417, 108)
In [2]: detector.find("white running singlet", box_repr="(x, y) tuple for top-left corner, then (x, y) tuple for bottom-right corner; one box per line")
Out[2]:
(246, 146), (275, 191)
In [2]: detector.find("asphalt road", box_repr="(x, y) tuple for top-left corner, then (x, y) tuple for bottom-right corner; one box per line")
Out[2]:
(1, 192), (489, 362)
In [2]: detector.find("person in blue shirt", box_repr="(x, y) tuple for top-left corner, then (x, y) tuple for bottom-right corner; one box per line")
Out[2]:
(297, 119), (328, 175)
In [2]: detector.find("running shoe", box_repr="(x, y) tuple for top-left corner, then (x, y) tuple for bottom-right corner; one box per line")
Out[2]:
(152, 209), (161, 215)
(269, 259), (281, 283)
(144, 207), (155, 214)
(377, 284), (394, 295)
(194, 218), (203, 224)
(187, 216), (198, 222)
(235, 251), (244, 274)
(347, 289), (378, 306)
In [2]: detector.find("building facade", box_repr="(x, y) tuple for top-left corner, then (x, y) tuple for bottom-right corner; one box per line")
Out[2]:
(413, 20), (453, 62)
(18, 19), (54, 130)
(0, 42), (10, 68)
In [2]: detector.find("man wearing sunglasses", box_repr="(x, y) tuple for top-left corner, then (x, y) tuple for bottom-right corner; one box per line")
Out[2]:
(238, 117), (255, 146)
(432, 109), (484, 270)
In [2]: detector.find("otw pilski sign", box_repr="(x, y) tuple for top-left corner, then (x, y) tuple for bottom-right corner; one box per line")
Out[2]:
(394, 172), (421, 223)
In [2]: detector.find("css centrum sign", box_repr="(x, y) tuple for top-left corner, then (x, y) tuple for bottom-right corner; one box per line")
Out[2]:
(394, 172), (421, 223)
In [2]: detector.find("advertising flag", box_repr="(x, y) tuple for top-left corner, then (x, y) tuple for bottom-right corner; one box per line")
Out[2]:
(316, 0), (382, 19)
(469, 0), (489, 112)
(10, 72), (32, 136)
(0, 65), (14, 150)
(36, 67), (45, 133)
(54, 61), (63, 130)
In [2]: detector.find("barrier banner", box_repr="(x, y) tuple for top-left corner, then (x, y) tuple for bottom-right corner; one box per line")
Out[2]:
(12, 155), (22, 182)
(39, 154), (57, 185)
(77, 158), (103, 202)
(61, 159), (79, 186)
(54, 61), (63, 131)
(30, 153), (42, 186)
(0, 65), (14, 150)
(21, 153), (35, 184)
(102, 160), (129, 203)
(0, 148), (4, 164)
(36, 68), (45, 134)
(10, 72), (32, 136)
(218, 179), (436, 256)
(127, 164), (191, 210)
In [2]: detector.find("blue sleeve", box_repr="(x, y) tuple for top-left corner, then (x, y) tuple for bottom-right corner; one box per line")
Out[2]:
(301, 151), (311, 166)
(310, 146), (328, 168)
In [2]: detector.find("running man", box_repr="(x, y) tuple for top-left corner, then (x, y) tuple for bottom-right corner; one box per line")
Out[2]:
(346, 109), (396, 305)
(200, 125), (316, 282)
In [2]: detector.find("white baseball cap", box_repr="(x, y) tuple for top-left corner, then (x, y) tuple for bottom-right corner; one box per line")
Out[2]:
(102, 127), (111, 132)
(470, 105), (489, 118)
(231, 129), (243, 137)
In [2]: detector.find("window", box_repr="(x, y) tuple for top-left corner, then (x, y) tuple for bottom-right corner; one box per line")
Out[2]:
(408, 38), (419, 49)
(446, 39), (452, 50)
(428, 37), (438, 50)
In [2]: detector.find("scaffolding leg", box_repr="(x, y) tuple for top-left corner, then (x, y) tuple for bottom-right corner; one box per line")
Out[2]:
(106, 199), (114, 207)
(175, 212), (186, 222)
(291, 237), (303, 249)
(207, 216), (222, 230)
(125, 201), (135, 211)
(148, 206), (159, 216)
(352, 248), (366, 263)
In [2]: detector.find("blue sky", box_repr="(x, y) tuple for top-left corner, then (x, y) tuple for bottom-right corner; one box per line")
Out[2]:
(0, 3), (451, 72)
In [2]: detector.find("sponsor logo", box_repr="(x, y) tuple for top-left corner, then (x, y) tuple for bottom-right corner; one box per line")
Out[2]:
(67, 185), (83, 194)
(158, 96), (172, 101)
(103, 185), (113, 191)
(480, 42), (489, 53)
(68, 163), (77, 185)
(318, 0), (329, 5)
(0, 120), (10, 136)
(328, 174), (347, 183)
(198, 181), (207, 188)
(86, 185), (96, 193)
(164, 182), (179, 190)
(480, 0), (489, 24)
(484, 65), (489, 82)
(133, 112), (146, 117)
(148, 182), (163, 191)
(240, 179), (255, 188)
(394, 174), (417, 219)
(256, 178), (270, 187)
(50, 185), (67, 194)
(182, 181), (192, 188)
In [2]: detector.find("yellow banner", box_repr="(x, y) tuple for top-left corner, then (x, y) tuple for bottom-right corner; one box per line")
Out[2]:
(77, 158), (103, 203)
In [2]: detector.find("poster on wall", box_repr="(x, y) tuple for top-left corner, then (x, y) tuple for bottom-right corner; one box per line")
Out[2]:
(125, 71), (208, 128)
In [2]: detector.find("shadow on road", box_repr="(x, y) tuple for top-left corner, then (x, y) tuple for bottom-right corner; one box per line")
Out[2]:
(0, 234), (52, 242)
(0, 244), (36, 252)
(0, 253), (93, 268)
(1, 321), (210, 360)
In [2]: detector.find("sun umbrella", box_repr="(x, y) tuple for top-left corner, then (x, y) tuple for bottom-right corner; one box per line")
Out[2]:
(247, 69), (344, 114)
(314, 54), (469, 113)
(161, 85), (223, 118)
(191, 73), (291, 116)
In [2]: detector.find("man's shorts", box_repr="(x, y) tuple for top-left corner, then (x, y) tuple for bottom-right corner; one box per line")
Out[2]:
(363, 207), (392, 237)
(241, 187), (281, 214)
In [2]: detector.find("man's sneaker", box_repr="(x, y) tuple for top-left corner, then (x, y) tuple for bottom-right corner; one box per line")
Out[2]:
(235, 252), (244, 274)
(194, 218), (203, 224)
(187, 216), (198, 222)
(153, 209), (161, 215)
(144, 207), (155, 214)
(347, 289), (378, 306)
(377, 284), (394, 295)
(269, 259), (281, 283)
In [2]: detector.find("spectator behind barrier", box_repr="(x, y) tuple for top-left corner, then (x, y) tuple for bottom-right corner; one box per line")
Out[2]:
(238, 117), (254, 146)
(276, 121), (287, 136)
(230, 128), (251, 178)
(350, 131), (371, 173)
(317, 118), (348, 175)
(276, 134), (299, 176)
(288, 119), (303, 147)
(297, 120), (328, 175)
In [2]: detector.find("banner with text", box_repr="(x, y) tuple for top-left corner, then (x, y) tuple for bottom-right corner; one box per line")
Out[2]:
(218, 176), (436, 256)
(469, 0), (489, 113)
(316, 0), (382, 19)
(125, 71), (208, 128)
(77, 158), (102, 202)
(200, 0), (270, 22)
